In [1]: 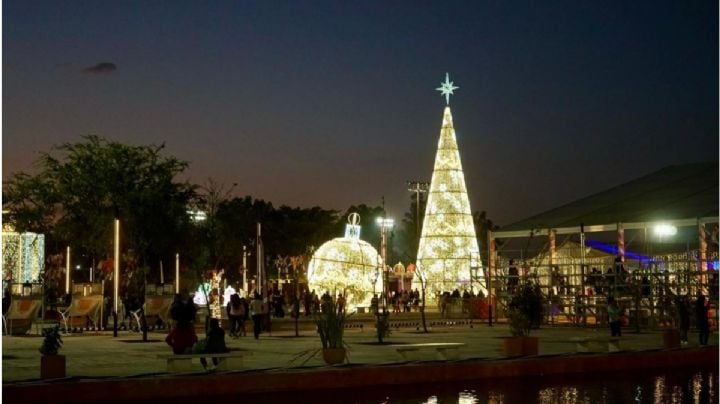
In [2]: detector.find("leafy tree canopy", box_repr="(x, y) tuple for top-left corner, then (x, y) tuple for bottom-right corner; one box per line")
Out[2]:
(3, 135), (195, 267)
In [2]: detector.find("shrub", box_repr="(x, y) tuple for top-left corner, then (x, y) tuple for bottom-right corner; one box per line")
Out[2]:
(508, 282), (545, 337)
(39, 326), (63, 356)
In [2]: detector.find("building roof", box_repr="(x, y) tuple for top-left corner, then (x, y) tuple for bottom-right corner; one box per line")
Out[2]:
(500, 162), (718, 232)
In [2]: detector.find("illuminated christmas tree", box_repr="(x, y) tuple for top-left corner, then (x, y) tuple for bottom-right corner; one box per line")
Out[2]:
(414, 73), (485, 299)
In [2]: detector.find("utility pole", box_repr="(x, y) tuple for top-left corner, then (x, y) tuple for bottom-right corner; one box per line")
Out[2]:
(406, 181), (429, 239)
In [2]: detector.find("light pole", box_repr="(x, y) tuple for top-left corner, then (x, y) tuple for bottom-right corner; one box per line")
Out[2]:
(469, 251), (480, 295)
(406, 181), (429, 240)
(113, 218), (120, 337)
(242, 245), (248, 296)
(376, 217), (394, 311)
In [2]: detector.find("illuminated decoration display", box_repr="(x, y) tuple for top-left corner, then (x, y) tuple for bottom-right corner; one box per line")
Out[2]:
(414, 74), (485, 299)
(436, 72), (459, 105)
(1, 224), (45, 284)
(223, 285), (236, 306)
(193, 283), (211, 305)
(308, 213), (383, 309)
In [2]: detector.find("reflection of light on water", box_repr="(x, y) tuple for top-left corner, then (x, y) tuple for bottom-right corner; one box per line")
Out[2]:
(422, 395), (438, 404)
(692, 372), (702, 403)
(654, 376), (666, 403)
(538, 386), (590, 404)
(635, 385), (643, 403)
(458, 390), (478, 404)
(710, 372), (716, 403)
(670, 385), (683, 403)
(488, 391), (505, 403)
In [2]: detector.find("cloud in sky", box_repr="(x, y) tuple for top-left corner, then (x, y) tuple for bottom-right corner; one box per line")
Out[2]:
(83, 62), (117, 74)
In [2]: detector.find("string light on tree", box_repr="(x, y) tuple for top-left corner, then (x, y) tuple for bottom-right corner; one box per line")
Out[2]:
(414, 74), (486, 300)
(307, 213), (382, 310)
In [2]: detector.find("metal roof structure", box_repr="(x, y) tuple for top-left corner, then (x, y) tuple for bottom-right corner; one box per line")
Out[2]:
(499, 162), (718, 235)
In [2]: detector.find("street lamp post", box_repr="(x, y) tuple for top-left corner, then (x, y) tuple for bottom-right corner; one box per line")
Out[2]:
(113, 218), (120, 337)
(376, 217), (394, 311)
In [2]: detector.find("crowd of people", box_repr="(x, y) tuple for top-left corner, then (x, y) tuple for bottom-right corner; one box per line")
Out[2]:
(152, 267), (719, 370)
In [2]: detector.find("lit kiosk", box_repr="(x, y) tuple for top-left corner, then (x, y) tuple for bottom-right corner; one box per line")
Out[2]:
(308, 213), (382, 312)
(414, 74), (486, 301)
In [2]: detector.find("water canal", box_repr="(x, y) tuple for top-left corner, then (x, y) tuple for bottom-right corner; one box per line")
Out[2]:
(243, 365), (716, 403)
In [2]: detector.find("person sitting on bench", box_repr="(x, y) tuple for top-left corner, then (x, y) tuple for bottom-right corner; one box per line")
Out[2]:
(165, 291), (197, 354)
(198, 318), (228, 369)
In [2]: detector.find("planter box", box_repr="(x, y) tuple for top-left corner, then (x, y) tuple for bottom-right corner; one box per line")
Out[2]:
(523, 336), (539, 356)
(663, 329), (681, 349)
(41, 355), (66, 379)
(321, 348), (346, 365)
(503, 336), (539, 357)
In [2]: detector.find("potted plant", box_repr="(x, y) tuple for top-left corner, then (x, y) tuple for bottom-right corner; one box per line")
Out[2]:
(314, 300), (347, 364)
(39, 325), (65, 379)
(504, 282), (545, 357)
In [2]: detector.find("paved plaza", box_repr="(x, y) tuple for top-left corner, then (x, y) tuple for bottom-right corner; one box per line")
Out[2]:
(3, 313), (718, 384)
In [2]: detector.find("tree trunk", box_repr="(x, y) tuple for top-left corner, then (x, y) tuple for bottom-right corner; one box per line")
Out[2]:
(141, 311), (148, 342)
(420, 279), (428, 333)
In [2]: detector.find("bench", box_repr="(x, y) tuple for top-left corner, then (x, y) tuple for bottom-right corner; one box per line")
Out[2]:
(61, 295), (102, 332)
(390, 342), (465, 360)
(130, 296), (174, 331)
(571, 337), (620, 353)
(4, 298), (42, 335)
(157, 351), (253, 373)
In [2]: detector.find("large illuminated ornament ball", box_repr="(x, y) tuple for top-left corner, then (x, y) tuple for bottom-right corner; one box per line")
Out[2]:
(307, 214), (382, 310)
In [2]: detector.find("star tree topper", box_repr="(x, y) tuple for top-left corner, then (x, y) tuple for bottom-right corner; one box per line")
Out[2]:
(436, 72), (459, 105)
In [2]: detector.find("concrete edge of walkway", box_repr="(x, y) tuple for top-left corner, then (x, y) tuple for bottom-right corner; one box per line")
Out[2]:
(3, 346), (718, 403)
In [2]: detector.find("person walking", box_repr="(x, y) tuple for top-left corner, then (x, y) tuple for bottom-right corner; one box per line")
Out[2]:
(226, 293), (245, 338)
(250, 293), (264, 339)
(676, 295), (690, 345)
(607, 297), (622, 337)
(696, 293), (710, 346)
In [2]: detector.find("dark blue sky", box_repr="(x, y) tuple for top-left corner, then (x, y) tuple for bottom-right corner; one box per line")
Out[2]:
(3, 1), (718, 225)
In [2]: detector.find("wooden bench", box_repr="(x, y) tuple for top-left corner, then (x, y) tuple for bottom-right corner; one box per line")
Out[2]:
(157, 351), (253, 373)
(571, 337), (620, 353)
(390, 342), (465, 360)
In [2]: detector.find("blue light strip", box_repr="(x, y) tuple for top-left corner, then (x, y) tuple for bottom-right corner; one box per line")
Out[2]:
(584, 239), (651, 263)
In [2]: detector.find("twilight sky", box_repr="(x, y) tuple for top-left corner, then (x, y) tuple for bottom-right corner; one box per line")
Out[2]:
(3, 1), (718, 226)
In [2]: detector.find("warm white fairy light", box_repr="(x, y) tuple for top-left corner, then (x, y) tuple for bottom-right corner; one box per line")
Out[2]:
(415, 102), (485, 300)
(308, 215), (382, 309)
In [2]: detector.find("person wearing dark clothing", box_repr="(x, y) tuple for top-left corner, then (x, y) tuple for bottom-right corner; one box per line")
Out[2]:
(507, 260), (519, 295)
(304, 291), (312, 316)
(607, 297), (622, 337)
(370, 294), (379, 314)
(199, 318), (228, 369)
(165, 322), (197, 354)
(2, 289), (10, 316)
(166, 290), (198, 354)
(696, 294), (710, 346)
(250, 293), (264, 339)
(226, 293), (245, 338)
(170, 290), (197, 325)
(676, 295), (690, 345)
